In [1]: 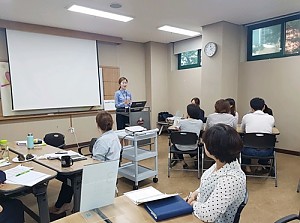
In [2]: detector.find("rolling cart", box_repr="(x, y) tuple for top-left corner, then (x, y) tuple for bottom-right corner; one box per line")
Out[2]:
(115, 128), (158, 189)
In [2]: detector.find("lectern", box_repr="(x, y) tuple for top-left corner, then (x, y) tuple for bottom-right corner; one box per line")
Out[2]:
(116, 107), (151, 145)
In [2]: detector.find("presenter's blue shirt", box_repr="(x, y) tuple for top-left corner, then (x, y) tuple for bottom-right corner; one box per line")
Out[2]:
(115, 89), (132, 108)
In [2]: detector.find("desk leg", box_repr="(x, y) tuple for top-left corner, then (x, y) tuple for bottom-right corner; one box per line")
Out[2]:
(32, 183), (50, 223)
(71, 174), (82, 212)
(158, 125), (163, 135)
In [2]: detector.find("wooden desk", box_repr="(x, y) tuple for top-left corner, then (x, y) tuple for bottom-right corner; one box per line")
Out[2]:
(169, 125), (280, 135)
(236, 124), (280, 135)
(0, 154), (57, 223)
(53, 195), (202, 223)
(8, 143), (99, 212)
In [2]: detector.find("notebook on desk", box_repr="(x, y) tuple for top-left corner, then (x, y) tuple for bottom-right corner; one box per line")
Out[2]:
(144, 195), (193, 221)
(130, 101), (146, 112)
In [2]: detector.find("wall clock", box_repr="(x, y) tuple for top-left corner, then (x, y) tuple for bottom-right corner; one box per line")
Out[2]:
(204, 42), (217, 57)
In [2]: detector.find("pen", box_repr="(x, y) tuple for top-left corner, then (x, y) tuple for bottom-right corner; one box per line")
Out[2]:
(55, 152), (67, 154)
(186, 192), (192, 202)
(16, 170), (30, 177)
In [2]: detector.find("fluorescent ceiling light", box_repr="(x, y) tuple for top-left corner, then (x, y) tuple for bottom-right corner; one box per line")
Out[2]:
(158, 25), (200, 37)
(68, 5), (133, 22)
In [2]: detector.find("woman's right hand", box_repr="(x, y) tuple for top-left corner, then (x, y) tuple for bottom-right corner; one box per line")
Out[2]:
(185, 191), (198, 205)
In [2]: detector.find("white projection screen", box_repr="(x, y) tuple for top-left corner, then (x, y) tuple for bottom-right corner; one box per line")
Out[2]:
(6, 29), (101, 111)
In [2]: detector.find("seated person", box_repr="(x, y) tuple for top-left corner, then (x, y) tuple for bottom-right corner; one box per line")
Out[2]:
(263, 103), (273, 116)
(0, 199), (24, 223)
(206, 99), (237, 129)
(226, 98), (239, 123)
(171, 104), (203, 168)
(241, 97), (275, 173)
(49, 111), (121, 215)
(186, 124), (246, 223)
(191, 97), (205, 122)
(0, 170), (25, 223)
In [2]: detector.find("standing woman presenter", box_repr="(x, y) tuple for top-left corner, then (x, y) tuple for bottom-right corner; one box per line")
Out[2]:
(115, 77), (132, 130)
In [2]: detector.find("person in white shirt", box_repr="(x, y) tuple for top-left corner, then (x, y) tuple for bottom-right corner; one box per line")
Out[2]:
(171, 104), (203, 168)
(206, 99), (237, 129)
(241, 97), (275, 173)
(186, 124), (246, 223)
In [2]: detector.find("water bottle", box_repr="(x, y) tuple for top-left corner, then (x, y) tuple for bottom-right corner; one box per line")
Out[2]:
(0, 139), (9, 162)
(27, 133), (34, 149)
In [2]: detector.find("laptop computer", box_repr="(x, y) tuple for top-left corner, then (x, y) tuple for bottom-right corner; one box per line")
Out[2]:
(130, 101), (146, 112)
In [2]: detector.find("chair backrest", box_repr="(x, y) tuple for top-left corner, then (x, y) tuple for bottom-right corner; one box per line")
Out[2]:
(88, 138), (97, 153)
(80, 160), (119, 212)
(233, 190), (249, 223)
(242, 133), (276, 149)
(43, 132), (65, 149)
(170, 131), (198, 145)
(274, 212), (300, 223)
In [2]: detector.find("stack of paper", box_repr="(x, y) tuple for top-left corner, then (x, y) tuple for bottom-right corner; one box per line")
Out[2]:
(45, 150), (87, 161)
(4, 165), (50, 187)
(0, 159), (10, 167)
(124, 186), (178, 205)
(125, 126), (147, 134)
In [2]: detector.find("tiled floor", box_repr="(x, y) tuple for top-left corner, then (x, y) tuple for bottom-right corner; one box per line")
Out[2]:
(21, 134), (300, 222)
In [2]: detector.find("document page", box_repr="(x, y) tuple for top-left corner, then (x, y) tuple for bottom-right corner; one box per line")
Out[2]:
(124, 186), (178, 205)
(4, 165), (50, 187)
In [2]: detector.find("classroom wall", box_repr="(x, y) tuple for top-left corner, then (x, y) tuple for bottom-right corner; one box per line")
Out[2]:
(200, 22), (240, 114)
(0, 115), (99, 145)
(98, 41), (146, 101)
(145, 42), (169, 128)
(238, 56), (300, 152)
(167, 44), (202, 117)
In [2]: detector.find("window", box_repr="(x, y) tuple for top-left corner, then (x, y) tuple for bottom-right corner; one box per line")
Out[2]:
(247, 14), (300, 61)
(178, 49), (201, 70)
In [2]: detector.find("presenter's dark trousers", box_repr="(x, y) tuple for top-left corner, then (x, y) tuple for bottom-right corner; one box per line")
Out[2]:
(116, 113), (129, 130)
(0, 199), (24, 223)
(55, 175), (73, 208)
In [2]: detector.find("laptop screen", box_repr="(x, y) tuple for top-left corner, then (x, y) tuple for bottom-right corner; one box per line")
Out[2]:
(131, 101), (146, 108)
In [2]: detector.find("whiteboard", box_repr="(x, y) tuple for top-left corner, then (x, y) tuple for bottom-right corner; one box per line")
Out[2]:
(6, 29), (101, 111)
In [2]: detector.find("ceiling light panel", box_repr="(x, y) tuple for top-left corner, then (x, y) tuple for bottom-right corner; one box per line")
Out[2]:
(68, 5), (133, 22)
(158, 25), (200, 37)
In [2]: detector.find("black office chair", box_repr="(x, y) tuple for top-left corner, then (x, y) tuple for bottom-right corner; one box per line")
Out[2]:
(168, 131), (201, 178)
(233, 190), (249, 223)
(43, 133), (65, 149)
(241, 133), (277, 187)
(78, 138), (97, 157)
(274, 212), (300, 223)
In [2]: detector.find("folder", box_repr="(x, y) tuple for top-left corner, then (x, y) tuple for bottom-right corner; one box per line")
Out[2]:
(144, 195), (193, 221)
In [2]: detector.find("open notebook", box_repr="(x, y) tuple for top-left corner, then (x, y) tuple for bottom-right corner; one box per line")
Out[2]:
(45, 150), (87, 162)
(124, 186), (178, 205)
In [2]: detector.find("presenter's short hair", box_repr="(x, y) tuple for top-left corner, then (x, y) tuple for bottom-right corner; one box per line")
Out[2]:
(96, 111), (113, 131)
(202, 123), (242, 163)
(215, 99), (230, 113)
(250, 97), (265, 111)
(187, 104), (201, 119)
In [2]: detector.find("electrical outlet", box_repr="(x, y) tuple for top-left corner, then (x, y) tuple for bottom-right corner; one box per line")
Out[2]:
(69, 127), (75, 133)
